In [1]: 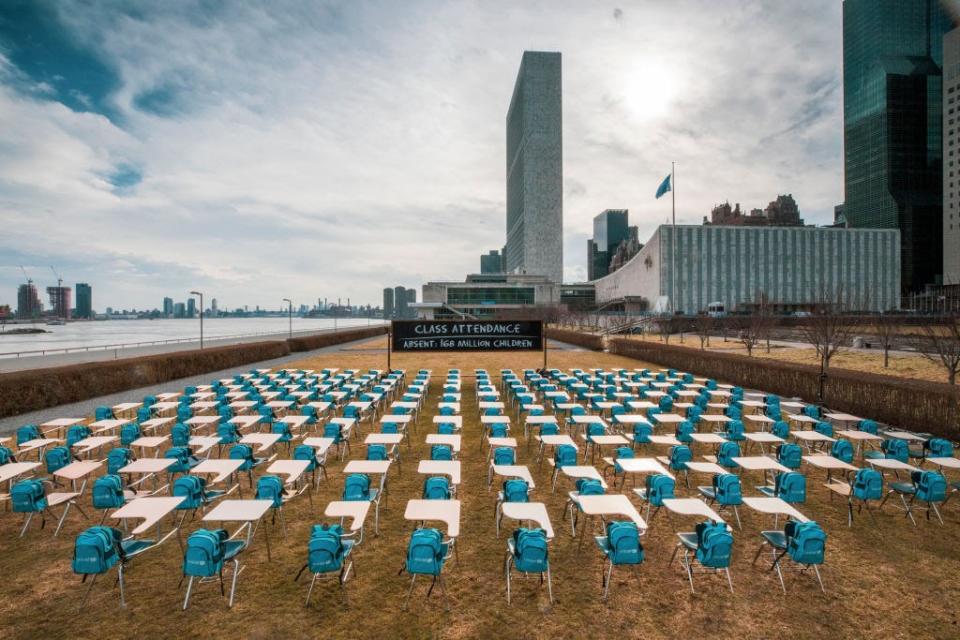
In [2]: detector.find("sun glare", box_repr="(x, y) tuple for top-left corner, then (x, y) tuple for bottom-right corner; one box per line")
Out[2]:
(619, 62), (678, 121)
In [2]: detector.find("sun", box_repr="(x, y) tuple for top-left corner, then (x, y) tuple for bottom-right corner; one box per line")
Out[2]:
(619, 62), (679, 121)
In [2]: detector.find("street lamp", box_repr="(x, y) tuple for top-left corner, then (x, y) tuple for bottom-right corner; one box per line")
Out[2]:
(282, 298), (292, 339)
(190, 291), (203, 349)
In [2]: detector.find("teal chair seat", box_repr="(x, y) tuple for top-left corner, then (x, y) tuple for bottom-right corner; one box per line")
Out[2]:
(223, 540), (246, 562)
(677, 532), (698, 551)
(121, 539), (155, 556)
(889, 481), (916, 496)
(757, 486), (776, 498)
(759, 531), (787, 549)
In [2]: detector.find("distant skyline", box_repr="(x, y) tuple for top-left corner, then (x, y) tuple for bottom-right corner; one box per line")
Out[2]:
(0, 1), (844, 309)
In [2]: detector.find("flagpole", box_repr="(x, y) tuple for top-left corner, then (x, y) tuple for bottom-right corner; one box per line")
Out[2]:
(671, 161), (676, 313)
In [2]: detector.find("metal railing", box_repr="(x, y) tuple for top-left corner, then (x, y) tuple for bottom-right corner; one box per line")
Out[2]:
(0, 323), (386, 359)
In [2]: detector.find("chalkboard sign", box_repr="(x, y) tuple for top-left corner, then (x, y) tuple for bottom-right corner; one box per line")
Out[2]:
(391, 320), (543, 352)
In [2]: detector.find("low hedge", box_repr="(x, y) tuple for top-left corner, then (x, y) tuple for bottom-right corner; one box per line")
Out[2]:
(545, 327), (605, 351)
(0, 327), (389, 419)
(287, 325), (387, 352)
(608, 338), (960, 439)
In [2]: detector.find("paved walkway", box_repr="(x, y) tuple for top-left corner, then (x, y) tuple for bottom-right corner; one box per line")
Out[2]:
(0, 336), (373, 435)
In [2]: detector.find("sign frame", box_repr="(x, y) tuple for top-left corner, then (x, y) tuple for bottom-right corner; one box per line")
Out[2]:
(389, 320), (544, 353)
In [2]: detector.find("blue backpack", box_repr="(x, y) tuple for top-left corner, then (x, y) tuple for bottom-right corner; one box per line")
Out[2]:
(493, 447), (515, 465)
(106, 448), (133, 475)
(512, 527), (549, 573)
(366, 444), (388, 461)
(343, 474), (371, 501)
(11, 479), (47, 512)
(613, 446), (634, 474)
(725, 420), (745, 441)
(675, 420), (695, 443)
(695, 520), (733, 568)
(785, 520), (826, 565)
(489, 424), (508, 438)
(164, 446), (194, 473)
(714, 473), (742, 505)
(173, 475), (207, 509)
(606, 520), (643, 565)
(925, 438), (953, 458)
(120, 423), (141, 446)
(95, 407), (114, 421)
(576, 478), (605, 496)
(307, 524), (345, 573)
(172, 423), (191, 447)
(645, 474), (675, 505)
(217, 423), (240, 444)
(422, 476), (451, 500)
(668, 445), (692, 471)
(437, 422), (456, 435)
(502, 479), (529, 503)
(717, 441), (740, 468)
(256, 475), (286, 507)
(772, 420), (790, 439)
(92, 475), (126, 510)
(16, 425), (41, 446)
(814, 421), (833, 437)
(882, 438), (909, 462)
(293, 445), (318, 470)
(912, 470), (947, 502)
(0, 446), (15, 465)
(554, 444), (578, 468)
(858, 419), (878, 434)
(271, 421), (293, 442)
(406, 528), (445, 575)
(852, 468), (883, 501)
(229, 444), (256, 470)
(430, 445), (453, 461)
(66, 425), (91, 447)
(775, 472), (807, 503)
(45, 446), (71, 474)
(72, 526), (123, 575)
(777, 443), (802, 469)
(183, 528), (228, 578)
(633, 423), (652, 444)
(831, 439), (854, 464)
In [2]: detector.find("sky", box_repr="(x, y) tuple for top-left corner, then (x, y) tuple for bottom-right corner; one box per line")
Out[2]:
(0, 0), (844, 312)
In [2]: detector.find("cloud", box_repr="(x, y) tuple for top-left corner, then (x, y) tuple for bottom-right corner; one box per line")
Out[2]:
(0, 0), (843, 310)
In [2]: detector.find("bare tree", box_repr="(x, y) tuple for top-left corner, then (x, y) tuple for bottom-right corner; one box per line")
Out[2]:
(797, 283), (864, 401)
(656, 315), (675, 344)
(736, 315), (763, 356)
(694, 314), (715, 350)
(873, 312), (898, 368)
(913, 315), (960, 385)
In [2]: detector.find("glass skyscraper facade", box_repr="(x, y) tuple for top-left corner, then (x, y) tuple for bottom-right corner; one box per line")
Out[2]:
(843, 0), (955, 292)
(75, 283), (92, 319)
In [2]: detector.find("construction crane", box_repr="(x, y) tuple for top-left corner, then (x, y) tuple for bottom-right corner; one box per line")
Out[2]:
(19, 265), (31, 285)
(49, 266), (65, 320)
(50, 266), (62, 288)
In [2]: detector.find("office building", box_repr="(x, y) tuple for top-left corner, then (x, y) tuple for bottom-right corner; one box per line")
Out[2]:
(593, 225), (901, 313)
(705, 195), (804, 226)
(415, 274), (559, 320)
(383, 288), (394, 319)
(945, 27), (960, 285)
(505, 51), (563, 283)
(394, 286), (408, 320)
(74, 283), (92, 319)
(186, 298), (196, 319)
(173, 302), (186, 318)
(211, 298), (218, 316)
(480, 250), (504, 274)
(406, 288), (416, 307)
(587, 209), (635, 280)
(16, 283), (42, 319)
(843, 0), (955, 292)
(163, 297), (174, 317)
(46, 286), (71, 320)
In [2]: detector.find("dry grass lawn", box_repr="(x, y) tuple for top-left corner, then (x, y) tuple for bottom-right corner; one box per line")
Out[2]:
(3, 335), (959, 639)
(631, 334), (954, 385)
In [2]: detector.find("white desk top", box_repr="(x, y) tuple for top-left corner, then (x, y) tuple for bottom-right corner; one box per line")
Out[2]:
(572, 415), (608, 426)
(825, 413), (861, 422)
(868, 458), (920, 473)
(417, 460), (461, 485)
(139, 417), (175, 431)
(433, 416), (464, 427)
(927, 457), (960, 470)
(203, 499), (274, 523)
(0, 462), (40, 484)
(481, 415), (511, 424)
(690, 433), (727, 444)
(120, 458), (176, 474)
(744, 414), (775, 424)
(883, 431), (928, 443)
(742, 496), (809, 523)
(684, 461), (729, 475)
(54, 460), (102, 481)
(229, 415), (262, 429)
(652, 414), (686, 424)
(697, 415), (732, 423)
(612, 457), (672, 476)
(365, 433), (404, 445)
(560, 465), (609, 488)
(731, 456), (791, 472)
(426, 434), (461, 452)
(745, 433), (785, 443)
(785, 414), (819, 424)
(185, 416), (220, 427)
(803, 455), (858, 471)
(90, 418), (132, 433)
(491, 465), (535, 487)
(267, 459), (311, 485)
(627, 401), (658, 410)
(404, 499), (461, 537)
(324, 500), (370, 531)
(112, 403), (143, 411)
(792, 431), (836, 443)
(381, 415), (413, 424)
(574, 494), (647, 529)
(537, 435), (577, 448)
(648, 435), (682, 446)
(501, 502), (555, 539)
(17, 438), (62, 453)
(343, 460), (391, 475)
(525, 416), (559, 424)
(192, 459), (245, 484)
(836, 430), (884, 442)
(488, 437), (518, 449)
(301, 437), (335, 454)
(240, 433), (283, 453)
(612, 414), (652, 425)
(112, 496), (185, 535)
(71, 435), (118, 454)
(661, 498), (725, 523)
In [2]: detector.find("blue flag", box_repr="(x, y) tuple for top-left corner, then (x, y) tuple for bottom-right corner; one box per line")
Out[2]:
(655, 173), (672, 199)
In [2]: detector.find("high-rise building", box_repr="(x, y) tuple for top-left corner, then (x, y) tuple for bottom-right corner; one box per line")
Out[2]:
(211, 298), (218, 316)
(173, 302), (186, 318)
(74, 283), (92, 319)
(46, 286), (71, 319)
(394, 286), (407, 320)
(16, 283), (42, 319)
(406, 288), (417, 312)
(945, 27), (960, 285)
(587, 209), (630, 280)
(186, 298), (196, 319)
(505, 51), (563, 284)
(843, 0), (955, 292)
(480, 250), (504, 274)
(163, 297), (174, 317)
(383, 288), (394, 319)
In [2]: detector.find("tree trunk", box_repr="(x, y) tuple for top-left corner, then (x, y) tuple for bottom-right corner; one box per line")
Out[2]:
(883, 348), (889, 368)
(950, 369), (957, 385)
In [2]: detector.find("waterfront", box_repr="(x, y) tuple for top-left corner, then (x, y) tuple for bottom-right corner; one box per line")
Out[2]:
(0, 317), (381, 357)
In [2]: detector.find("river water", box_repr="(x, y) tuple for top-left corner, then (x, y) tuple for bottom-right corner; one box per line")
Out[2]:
(0, 317), (383, 356)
